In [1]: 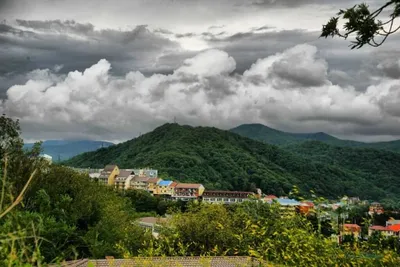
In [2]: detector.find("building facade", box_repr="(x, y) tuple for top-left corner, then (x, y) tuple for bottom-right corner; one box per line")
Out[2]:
(173, 183), (205, 200)
(98, 165), (120, 185)
(201, 190), (253, 204)
(155, 180), (176, 196)
(129, 176), (150, 191)
(147, 178), (162, 194)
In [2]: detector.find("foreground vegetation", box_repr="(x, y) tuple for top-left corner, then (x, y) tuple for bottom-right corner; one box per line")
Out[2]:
(66, 123), (400, 203)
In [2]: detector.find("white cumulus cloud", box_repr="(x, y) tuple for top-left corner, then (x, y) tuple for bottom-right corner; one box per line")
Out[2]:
(2, 44), (400, 142)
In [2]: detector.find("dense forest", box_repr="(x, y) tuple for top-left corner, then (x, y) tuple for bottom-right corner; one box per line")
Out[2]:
(65, 123), (400, 203)
(231, 123), (400, 153)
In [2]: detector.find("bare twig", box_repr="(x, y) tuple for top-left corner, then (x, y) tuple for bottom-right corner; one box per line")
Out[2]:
(0, 169), (37, 219)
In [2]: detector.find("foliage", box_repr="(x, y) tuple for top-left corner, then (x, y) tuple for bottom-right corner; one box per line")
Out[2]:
(66, 123), (400, 202)
(122, 189), (187, 215)
(139, 201), (400, 266)
(0, 115), (149, 265)
(321, 1), (400, 49)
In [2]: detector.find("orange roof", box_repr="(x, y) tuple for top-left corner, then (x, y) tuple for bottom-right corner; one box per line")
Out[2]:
(387, 224), (400, 232)
(344, 224), (361, 231)
(170, 182), (178, 188)
(265, 195), (277, 199)
(175, 183), (203, 189)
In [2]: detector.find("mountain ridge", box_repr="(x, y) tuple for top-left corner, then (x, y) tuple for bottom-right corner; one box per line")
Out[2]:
(64, 123), (400, 203)
(230, 123), (400, 152)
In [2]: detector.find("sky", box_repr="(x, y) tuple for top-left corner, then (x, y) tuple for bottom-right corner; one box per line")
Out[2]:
(1, 0), (400, 143)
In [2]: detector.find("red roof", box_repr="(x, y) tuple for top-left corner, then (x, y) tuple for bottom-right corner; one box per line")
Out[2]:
(170, 182), (178, 188)
(369, 225), (387, 231)
(387, 224), (400, 232)
(265, 195), (277, 199)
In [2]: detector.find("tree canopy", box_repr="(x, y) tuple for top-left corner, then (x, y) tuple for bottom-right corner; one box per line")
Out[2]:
(321, 1), (400, 49)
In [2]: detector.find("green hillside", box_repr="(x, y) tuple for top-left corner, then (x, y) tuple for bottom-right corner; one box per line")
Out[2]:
(65, 123), (400, 202)
(230, 123), (400, 153)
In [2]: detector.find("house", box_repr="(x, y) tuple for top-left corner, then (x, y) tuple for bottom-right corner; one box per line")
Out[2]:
(173, 183), (205, 200)
(98, 165), (120, 185)
(342, 224), (361, 239)
(274, 198), (300, 213)
(369, 224), (400, 237)
(137, 217), (169, 238)
(115, 170), (134, 190)
(369, 202), (384, 215)
(154, 180), (176, 196)
(201, 190), (254, 204)
(130, 176), (150, 191)
(147, 177), (162, 194)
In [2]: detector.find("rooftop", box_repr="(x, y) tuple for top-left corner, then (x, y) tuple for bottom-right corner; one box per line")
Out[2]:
(117, 170), (134, 178)
(343, 224), (361, 230)
(158, 180), (173, 187)
(138, 217), (168, 225)
(132, 176), (151, 183)
(275, 198), (300, 206)
(104, 165), (117, 172)
(52, 257), (260, 267)
(147, 177), (161, 184)
(175, 183), (203, 189)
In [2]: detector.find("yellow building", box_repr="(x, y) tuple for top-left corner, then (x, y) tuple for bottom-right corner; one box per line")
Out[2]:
(98, 165), (120, 186)
(154, 180), (177, 196)
(342, 224), (361, 239)
(147, 178), (162, 194)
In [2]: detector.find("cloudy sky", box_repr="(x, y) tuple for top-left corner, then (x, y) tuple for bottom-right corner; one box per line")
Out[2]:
(1, 0), (400, 143)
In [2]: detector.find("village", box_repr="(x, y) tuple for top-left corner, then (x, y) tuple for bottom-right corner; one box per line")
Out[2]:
(73, 164), (400, 242)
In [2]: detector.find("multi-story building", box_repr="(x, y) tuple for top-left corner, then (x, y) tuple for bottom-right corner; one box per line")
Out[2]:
(98, 165), (120, 185)
(369, 224), (400, 237)
(115, 170), (135, 190)
(130, 176), (150, 191)
(147, 178), (162, 194)
(173, 183), (205, 200)
(155, 180), (177, 196)
(201, 190), (254, 204)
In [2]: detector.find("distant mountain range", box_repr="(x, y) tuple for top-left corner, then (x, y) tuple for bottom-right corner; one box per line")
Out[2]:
(24, 140), (114, 161)
(230, 123), (400, 153)
(64, 123), (400, 204)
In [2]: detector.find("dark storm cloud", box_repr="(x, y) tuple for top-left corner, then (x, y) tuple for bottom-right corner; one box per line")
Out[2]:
(0, 20), (181, 97)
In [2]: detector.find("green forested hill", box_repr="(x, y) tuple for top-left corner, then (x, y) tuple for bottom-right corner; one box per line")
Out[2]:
(65, 123), (400, 202)
(230, 123), (400, 153)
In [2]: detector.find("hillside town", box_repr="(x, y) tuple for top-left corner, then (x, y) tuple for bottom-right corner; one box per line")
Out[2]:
(73, 164), (400, 242)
